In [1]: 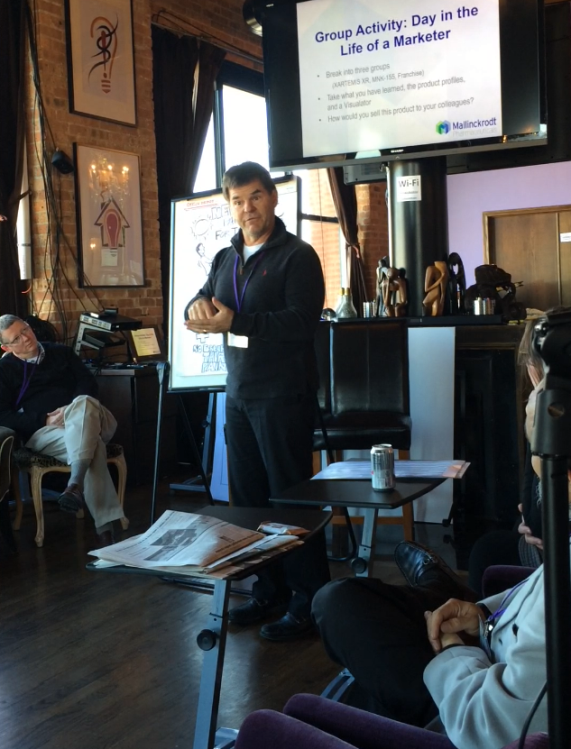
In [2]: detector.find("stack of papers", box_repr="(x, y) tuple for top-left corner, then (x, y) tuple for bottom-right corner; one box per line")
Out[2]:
(89, 510), (302, 577)
(312, 460), (470, 481)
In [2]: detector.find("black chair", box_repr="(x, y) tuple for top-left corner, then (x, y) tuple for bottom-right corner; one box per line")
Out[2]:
(313, 318), (413, 540)
(0, 427), (17, 554)
(315, 319), (411, 452)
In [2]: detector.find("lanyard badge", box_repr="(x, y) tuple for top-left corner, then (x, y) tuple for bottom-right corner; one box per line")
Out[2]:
(229, 251), (265, 349)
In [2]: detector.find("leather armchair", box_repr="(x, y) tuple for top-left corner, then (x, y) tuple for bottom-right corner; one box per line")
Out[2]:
(314, 319), (411, 453)
(313, 319), (413, 543)
(0, 426), (16, 553)
(234, 694), (548, 749)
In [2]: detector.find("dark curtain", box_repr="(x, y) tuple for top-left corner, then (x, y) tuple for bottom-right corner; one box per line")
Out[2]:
(0, 0), (26, 317)
(327, 167), (367, 314)
(188, 42), (226, 189)
(152, 27), (225, 331)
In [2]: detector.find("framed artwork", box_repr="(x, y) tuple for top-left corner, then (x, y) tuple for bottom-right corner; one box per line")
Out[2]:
(74, 144), (145, 287)
(65, 0), (137, 126)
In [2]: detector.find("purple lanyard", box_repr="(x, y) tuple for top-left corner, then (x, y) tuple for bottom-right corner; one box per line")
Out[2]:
(16, 360), (36, 408)
(233, 251), (265, 312)
(484, 577), (529, 641)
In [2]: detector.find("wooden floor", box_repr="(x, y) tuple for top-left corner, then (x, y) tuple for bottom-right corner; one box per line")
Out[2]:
(0, 474), (462, 749)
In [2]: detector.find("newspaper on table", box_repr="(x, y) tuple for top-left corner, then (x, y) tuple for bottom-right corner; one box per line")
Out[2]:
(88, 510), (302, 574)
(311, 459), (470, 481)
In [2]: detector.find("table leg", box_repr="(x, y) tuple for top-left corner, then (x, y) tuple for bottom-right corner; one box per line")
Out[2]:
(193, 578), (231, 749)
(354, 508), (378, 577)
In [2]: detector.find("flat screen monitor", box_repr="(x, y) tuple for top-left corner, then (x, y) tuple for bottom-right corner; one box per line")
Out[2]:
(261, 0), (546, 170)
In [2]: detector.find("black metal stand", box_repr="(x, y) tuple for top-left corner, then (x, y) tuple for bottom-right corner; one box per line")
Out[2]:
(531, 315), (571, 749)
(150, 363), (213, 525)
(88, 506), (332, 749)
(315, 399), (358, 562)
(169, 392), (216, 499)
(150, 361), (169, 524)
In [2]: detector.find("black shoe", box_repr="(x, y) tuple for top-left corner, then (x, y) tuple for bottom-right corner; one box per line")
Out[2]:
(58, 484), (84, 514)
(228, 598), (289, 626)
(394, 541), (468, 592)
(259, 612), (314, 642)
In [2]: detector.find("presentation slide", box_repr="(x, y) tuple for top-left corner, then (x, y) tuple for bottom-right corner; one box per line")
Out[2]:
(169, 179), (299, 392)
(297, 0), (502, 158)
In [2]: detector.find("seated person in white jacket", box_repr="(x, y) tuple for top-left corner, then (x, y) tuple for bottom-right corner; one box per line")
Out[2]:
(0, 315), (125, 545)
(313, 375), (557, 749)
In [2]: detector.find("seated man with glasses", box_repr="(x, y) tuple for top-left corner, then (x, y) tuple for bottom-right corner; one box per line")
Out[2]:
(0, 314), (125, 545)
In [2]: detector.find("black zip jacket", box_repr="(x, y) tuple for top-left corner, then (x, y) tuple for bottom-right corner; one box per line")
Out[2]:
(0, 343), (98, 441)
(185, 218), (325, 399)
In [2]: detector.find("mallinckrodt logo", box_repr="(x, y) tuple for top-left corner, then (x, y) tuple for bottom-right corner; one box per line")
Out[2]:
(436, 121), (451, 135)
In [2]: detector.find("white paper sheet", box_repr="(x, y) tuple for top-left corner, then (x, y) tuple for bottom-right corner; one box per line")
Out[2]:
(312, 459), (469, 480)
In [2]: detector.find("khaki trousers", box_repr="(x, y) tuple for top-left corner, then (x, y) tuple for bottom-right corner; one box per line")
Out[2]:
(26, 395), (125, 528)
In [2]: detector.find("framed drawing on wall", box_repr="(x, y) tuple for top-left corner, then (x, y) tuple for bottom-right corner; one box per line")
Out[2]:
(74, 144), (145, 288)
(65, 0), (137, 126)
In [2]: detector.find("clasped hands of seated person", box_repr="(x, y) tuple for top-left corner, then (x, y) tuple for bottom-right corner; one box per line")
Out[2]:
(425, 599), (486, 654)
(185, 297), (235, 335)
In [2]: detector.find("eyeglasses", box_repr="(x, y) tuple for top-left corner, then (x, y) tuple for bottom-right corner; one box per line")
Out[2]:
(3, 324), (32, 347)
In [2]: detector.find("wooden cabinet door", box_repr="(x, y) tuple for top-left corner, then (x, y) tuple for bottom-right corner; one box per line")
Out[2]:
(558, 210), (571, 307)
(484, 205), (571, 311)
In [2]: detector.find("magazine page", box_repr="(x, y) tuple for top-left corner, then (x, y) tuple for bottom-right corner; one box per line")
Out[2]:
(90, 536), (303, 579)
(312, 459), (470, 480)
(88, 510), (265, 568)
(145, 537), (304, 579)
(205, 534), (300, 570)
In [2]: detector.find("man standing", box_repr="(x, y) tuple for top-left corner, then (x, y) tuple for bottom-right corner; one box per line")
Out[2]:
(185, 161), (330, 641)
(0, 315), (125, 545)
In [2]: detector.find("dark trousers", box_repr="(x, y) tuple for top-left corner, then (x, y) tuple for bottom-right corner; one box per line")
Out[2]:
(0, 496), (16, 554)
(312, 572), (473, 728)
(225, 393), (330, 618)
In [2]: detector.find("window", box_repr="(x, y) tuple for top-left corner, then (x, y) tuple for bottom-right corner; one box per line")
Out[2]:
(193, 118), (215, 194)
(193, 62), (342, 307)
(295, 169), (341, 310)
(194, 62), (268, 192)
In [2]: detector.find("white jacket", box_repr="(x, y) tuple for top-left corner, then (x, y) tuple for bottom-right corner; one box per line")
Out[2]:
(423, 546), (560, 749)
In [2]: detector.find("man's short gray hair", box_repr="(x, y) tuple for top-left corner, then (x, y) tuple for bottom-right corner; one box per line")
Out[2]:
(0, 314), (24, 343)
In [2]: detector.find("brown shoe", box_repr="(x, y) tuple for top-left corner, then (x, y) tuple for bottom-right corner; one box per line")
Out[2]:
(96, 530), (114, 547)
(95, 521), (119, 548)
(58, 484), (84, 514)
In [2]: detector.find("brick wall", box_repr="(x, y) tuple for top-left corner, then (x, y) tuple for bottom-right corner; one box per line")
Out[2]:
(25, 0), (387, 338)
(151, 0), (262, 67)
(302, 172), (388, 308)
(357, 182), (390, 303)
(26, 0), (164, 339)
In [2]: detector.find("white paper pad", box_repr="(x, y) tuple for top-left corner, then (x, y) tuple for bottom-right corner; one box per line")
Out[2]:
(311, 460), (470, 481)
